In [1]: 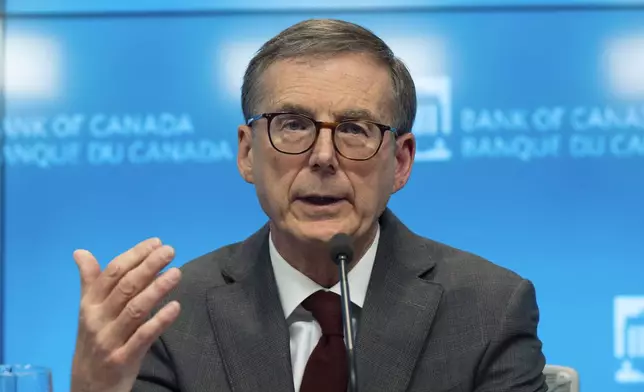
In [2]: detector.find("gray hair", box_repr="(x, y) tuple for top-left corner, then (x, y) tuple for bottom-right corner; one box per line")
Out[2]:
(241, 19), (417, 134)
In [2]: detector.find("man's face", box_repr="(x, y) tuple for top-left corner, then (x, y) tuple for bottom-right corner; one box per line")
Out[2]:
(237, 53), (415, 244)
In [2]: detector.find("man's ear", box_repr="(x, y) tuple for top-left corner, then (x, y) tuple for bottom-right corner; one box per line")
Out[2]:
(237, 125), (255, 184)
(392, 132), (415, 194)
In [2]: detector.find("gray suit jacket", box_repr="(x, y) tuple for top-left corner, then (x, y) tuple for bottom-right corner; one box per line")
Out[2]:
(134, 209), (547, 392)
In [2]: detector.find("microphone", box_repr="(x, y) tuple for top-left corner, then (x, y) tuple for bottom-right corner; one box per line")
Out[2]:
(329, 233), (358, 392)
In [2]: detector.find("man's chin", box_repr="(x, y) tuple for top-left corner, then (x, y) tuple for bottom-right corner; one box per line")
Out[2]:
(291, 220), (354, 244)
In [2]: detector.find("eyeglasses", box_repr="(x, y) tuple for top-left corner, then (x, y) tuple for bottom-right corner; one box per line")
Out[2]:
(246, 112), (398, 161)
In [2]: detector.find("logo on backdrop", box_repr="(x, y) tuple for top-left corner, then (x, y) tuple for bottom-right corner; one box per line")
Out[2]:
(413, 76), (453, 162)
(408, 71), (644, 164)
(1, 113), (235, 169)
(614, 296), (644, 384)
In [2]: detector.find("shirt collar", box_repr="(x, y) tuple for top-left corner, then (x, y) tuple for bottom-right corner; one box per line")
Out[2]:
(269, 226), (380, 319)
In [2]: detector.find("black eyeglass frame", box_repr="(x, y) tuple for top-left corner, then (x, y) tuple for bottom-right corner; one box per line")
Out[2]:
(246, 112), (399, 161)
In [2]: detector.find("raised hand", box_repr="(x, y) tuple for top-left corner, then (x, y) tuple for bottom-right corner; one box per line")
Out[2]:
(71, 238), (182, 392)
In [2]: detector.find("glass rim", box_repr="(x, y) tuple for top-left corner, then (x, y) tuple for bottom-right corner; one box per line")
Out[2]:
(270, 136), (382, 160)
(249, 111), (396, 161)
(268, 120), (384, 160)
(0, 364), (51, 377)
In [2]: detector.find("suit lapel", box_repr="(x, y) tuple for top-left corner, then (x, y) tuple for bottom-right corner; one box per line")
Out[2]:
(204, 209), (441, 392)
(356, 210), (444, 392)
(206, 227), (295, 392)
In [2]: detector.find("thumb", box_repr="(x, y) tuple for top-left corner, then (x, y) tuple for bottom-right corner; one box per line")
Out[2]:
(73, 249), (101, 297)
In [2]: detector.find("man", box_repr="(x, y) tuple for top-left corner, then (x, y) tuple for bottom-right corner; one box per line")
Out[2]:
(70, 19), (547, 392)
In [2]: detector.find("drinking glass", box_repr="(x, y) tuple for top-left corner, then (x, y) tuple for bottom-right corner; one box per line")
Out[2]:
(0, 365), (52, 392)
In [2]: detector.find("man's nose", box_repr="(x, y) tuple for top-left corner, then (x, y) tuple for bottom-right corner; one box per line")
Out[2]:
(308, 127), (338, 173)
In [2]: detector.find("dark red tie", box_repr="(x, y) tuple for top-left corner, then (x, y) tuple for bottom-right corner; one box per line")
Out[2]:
(299, 291), (348, 392)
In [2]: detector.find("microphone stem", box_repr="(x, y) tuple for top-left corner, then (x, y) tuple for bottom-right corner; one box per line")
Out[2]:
(338, 255), (358, 392)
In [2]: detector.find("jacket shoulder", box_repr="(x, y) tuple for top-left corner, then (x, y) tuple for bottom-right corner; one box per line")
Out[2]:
(165, 240), (244, 302)
(414, 235), (532, 313)
(425, 237), (525, 285)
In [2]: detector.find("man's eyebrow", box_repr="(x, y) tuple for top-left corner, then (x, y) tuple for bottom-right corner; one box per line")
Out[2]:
(271, 103), (382, 123)
(272, 103), (316, 118)
(335, 109), (380, 123)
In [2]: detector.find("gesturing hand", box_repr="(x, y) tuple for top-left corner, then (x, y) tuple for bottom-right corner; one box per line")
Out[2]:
(71, 238), (182, 392)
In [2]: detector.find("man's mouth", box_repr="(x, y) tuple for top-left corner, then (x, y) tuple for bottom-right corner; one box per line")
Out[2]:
(297, 196), (344, 206)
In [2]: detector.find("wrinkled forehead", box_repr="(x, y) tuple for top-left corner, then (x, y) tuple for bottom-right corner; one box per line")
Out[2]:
(256, 54), (395, 124)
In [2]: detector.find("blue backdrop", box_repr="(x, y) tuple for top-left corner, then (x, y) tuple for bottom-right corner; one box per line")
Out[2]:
(6, 0), (644, 13)
(2, 2), (644, 392)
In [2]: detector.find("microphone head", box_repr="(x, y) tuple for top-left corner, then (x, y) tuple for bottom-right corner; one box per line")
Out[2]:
(329, 233), (354, 265)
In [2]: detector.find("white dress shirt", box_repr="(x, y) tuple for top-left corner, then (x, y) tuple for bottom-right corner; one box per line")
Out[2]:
(269, 226), (380, 392)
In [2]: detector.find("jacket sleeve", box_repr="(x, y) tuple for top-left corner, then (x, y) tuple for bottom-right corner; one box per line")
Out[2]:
(132, 335), (179, 392)
(474, 279), (548, 392)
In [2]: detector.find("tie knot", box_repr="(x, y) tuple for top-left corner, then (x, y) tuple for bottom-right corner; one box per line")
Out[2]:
(302, 291), (344, 336)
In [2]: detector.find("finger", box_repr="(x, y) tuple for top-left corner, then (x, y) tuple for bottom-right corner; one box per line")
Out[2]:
(73, 250), (101, 297)
(108, 267), (181, 345)
(88, 237), (162, 303)
(114, 301), (181, 364)
(101, 245), (175, 318)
